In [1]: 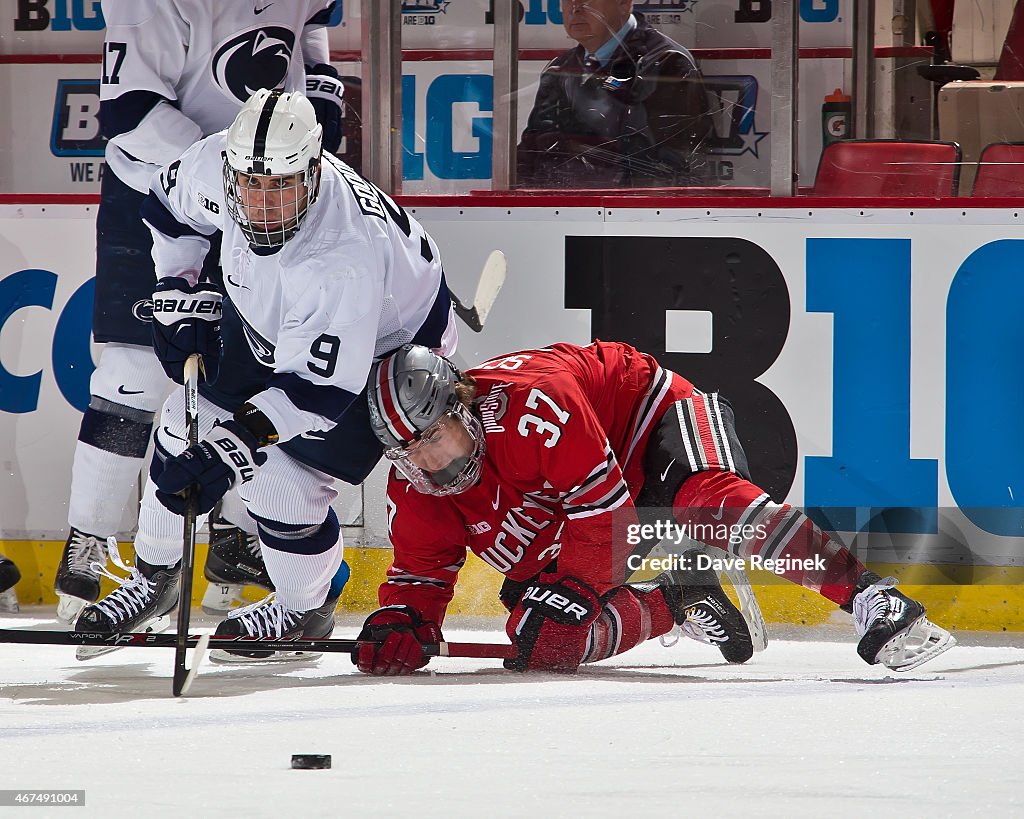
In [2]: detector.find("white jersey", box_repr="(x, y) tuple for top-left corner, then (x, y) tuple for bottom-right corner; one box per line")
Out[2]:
(144, 135), (455, 444)
(101, 0), (334, 192)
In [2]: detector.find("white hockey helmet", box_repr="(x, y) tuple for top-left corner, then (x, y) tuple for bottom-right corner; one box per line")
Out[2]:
(223, 88), (323, 248)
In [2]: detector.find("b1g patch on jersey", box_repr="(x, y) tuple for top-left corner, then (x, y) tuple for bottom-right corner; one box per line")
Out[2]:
(197, 193), (220, 214)
(212, 27), (296, 103)
(333, 161), (388, 221)
(476, 383), (511, 433)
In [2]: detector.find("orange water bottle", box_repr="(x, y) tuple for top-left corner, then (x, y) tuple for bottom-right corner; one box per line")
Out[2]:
(822, 88), (852, 145)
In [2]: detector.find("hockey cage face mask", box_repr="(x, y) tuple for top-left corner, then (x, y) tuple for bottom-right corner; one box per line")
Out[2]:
(223, 160), (320, 248)
(384, 402), (486, 496)
(222, 89), (324, 248)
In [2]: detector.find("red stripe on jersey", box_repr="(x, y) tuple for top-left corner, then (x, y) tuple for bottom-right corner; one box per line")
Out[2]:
(691, 395), (725, 470)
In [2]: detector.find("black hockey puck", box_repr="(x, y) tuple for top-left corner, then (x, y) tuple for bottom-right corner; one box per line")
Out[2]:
(291, 754), (331, 770)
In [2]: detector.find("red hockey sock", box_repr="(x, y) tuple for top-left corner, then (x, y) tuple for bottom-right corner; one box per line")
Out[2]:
(581, 585), (677, 664)
(672, 471), (866, 606)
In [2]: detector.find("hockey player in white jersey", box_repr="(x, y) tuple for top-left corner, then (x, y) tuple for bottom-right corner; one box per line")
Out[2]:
(57, 0), (348, 623)
(74, 89), (458, 661)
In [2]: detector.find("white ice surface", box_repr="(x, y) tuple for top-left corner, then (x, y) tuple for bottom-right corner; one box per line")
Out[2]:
(2, 611), (1022, 819)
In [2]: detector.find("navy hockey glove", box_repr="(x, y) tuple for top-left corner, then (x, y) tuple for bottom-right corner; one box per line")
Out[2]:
(353, 605), (442, 676)
(152, 277), (222, 384)
(305, 63), (346, 155)
(155, 420), (266, 516)
(504, 576), (601, 673)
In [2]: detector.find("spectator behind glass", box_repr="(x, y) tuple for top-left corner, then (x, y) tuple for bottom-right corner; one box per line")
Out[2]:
(516, 0), (714, 189)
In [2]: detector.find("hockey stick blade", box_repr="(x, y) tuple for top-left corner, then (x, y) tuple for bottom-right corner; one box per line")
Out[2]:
(178, 633), (210, 696)
(452, 249), (507, 332)
(0, 628), (516, 660)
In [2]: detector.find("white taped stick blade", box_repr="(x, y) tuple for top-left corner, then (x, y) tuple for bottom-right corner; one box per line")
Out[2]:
(471, 250), (507, 327)
(875, 616), (956, 671)
(178, 632), (211, 696)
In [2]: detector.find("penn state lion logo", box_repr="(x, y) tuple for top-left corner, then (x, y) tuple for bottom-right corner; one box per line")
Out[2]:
(212, 27), (296, 103)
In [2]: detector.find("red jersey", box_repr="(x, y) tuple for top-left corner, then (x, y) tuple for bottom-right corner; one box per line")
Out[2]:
(380, 341), (695, 625)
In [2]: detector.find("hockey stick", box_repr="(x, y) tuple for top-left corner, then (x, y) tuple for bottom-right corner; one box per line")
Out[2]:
(0, 628), (515, 660)
(172, 353), (202, 697)
(451, 250), (507, 332)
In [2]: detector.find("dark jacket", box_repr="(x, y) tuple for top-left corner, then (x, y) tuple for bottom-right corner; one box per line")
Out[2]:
(516, 13), (713, 188)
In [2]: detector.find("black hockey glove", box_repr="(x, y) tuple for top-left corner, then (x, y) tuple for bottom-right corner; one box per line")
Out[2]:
(152, 277), (222, 384)
(155, 420), (266, 516)
(305, 63), (346, 155)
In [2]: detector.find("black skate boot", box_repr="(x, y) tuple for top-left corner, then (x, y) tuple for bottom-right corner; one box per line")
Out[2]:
(658, 550), (754, 664)
(845, 571), (955, 670)
(210, 591), (340, 663)
(201, 511), (273, 614)
(73, 549), (180, 660)
(54, 528), (108, 624)
(0, 553), (21, 612)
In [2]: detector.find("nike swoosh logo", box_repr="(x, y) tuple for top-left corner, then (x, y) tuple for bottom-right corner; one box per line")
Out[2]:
(660, 458), (676, 482)
(491, 486), (501, 511)
(117, 385), (144, 396)
(710, 498), (727, 521)
(162, 426), (187, 443)
(254, 2), (273, 13)
(299, 431), (326, 441)
(226, 273), (250, 290)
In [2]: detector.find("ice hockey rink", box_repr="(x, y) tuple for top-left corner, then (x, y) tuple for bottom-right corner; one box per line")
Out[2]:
(2, 612), (1022, 818)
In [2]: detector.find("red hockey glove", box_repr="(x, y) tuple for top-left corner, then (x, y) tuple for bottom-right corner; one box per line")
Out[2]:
(352, 605), (442, 676)
(504, 577), (601, 673)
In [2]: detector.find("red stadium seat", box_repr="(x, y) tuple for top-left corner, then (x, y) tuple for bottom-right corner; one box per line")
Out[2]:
(971, 143), (1024, 196)
(812, 140), (962, 197)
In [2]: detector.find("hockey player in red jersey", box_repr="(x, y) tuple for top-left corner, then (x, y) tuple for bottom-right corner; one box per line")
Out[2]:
(354, 342), (955, 675)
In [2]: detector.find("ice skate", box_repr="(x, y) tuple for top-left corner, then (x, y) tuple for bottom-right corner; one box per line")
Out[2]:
(851, 572), (955, 671)
(209, 591), (339, 663)
(73, 538), (179, 660)
(657, 550), (755, 664)
(201, 511), (273, 615)
(54, 528), (109, 624)
(0, 553), (21, 612)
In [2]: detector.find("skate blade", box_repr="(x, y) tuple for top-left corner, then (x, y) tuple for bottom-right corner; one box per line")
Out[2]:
(877, 615), (957, 672)
(56, 594), (89, 626)
(74, 614), (172, 661)
(208, 648), (323, 665)
(721, 564), (769, 653)
(200, 583), (246, 615)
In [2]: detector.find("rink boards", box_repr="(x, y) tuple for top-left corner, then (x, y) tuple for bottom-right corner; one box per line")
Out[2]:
(2, 201), (1024, 629)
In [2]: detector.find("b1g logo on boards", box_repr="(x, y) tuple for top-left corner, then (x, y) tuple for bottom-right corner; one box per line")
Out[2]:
(14, 0), (104, 31)
(51, 79), (104, 158)
(403, 0), (450, 26)
(566, 235), (1024, 538)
